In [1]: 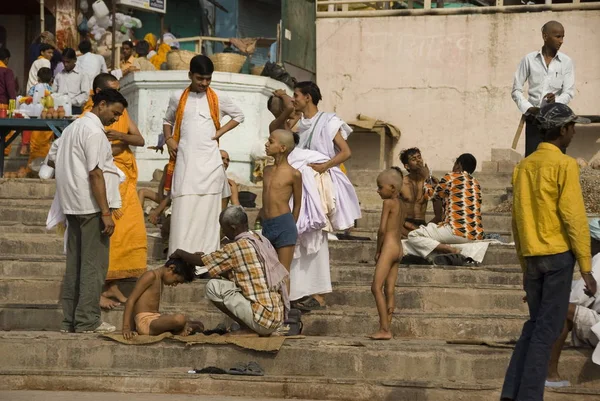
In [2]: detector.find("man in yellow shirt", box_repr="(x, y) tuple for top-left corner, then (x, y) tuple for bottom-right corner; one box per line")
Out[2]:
(501, 103), (597, 401)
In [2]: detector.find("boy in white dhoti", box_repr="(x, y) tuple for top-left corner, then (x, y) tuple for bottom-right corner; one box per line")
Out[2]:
(163, 55), (244, 272)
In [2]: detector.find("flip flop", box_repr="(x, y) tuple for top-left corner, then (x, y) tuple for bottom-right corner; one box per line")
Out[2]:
(295, 297), (325, 312)
(545, 380), (571, 388)
(227, 361), (264, 376)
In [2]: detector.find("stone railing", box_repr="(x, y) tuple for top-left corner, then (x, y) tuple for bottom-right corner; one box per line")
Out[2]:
(316, 0), (600, 17)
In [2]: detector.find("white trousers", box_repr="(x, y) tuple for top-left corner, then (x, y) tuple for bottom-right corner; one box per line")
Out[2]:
(168, 193), (221, 258)
(405, 223), (470, 259)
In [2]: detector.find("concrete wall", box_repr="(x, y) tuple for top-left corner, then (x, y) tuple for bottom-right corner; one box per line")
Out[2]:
(120, 70), (287, 182)
(316, 11), (600, 171)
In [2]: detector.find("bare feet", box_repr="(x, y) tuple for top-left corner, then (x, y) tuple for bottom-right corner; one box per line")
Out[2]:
(387, 308), (394, 327)
(188, 320), (205, 334)
(100, 295), (120, 310)
(102, 282), (128, 303)
(175, 323), (192, 337)
(16, 167), (28, 178)
(368, 329), (392, 340)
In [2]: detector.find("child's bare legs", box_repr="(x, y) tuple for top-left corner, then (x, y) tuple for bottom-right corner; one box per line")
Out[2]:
(138, 189), (160, 209)
(276, 245), (294, 293)
(370, 247), (399, 340)
(149, 313), (190, 336)
(384, 264), (399, 327)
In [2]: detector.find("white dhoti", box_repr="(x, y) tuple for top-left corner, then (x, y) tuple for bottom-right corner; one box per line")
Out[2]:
(405, 223), (470, 258)
(289, 232), (331, 301)
(572, 305), (600, 348)
(168, 193), (221, 258)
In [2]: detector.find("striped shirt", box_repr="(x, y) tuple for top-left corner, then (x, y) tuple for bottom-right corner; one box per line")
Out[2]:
(202, 238), (284, 329)
(426, 172), (484, 241)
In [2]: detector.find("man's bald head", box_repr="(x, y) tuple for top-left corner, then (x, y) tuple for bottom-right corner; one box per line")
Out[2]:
(541, 21), (565, 53)
(92, 73), (119, 93)
(542, 21), (563, 34)
(220, 149), (230, 170)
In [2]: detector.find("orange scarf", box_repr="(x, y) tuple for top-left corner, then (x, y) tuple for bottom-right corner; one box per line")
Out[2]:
(164, 86), (220, 192)
(0, 61), (6, 68)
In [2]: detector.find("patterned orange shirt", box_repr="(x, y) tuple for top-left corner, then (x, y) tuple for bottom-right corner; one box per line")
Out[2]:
(426, 172), (484, 240)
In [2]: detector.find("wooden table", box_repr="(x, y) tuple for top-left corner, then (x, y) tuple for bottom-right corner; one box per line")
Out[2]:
(0, 118), (74, 177)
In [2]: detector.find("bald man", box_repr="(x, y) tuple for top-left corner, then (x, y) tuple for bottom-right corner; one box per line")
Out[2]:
(512, 21), (575, 156)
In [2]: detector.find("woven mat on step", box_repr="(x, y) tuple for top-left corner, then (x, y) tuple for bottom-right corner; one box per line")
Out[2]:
(173, 333), (304, 353)
(103, 332), (173, 345)
(102, 332), (304, 352)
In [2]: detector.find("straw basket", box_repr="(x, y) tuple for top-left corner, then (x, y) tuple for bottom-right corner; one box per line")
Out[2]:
(166, 49), (198, 70)
(251, 65), (265, 76)
(209, 53), (247, 73)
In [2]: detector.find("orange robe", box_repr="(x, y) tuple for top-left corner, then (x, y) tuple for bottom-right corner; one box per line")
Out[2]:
(83, 99), (148, 280)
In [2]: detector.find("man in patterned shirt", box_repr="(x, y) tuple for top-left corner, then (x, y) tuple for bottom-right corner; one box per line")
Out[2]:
(405, 153), (484, 258)
(170, 206), (285, 336)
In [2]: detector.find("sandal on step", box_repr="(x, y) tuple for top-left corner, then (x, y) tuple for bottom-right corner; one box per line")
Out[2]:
(295, 297), (325, 312)
(228, 361), (264, 376)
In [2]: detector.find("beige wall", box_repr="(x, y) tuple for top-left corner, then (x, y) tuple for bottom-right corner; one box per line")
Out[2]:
(316, 11), (600, 171)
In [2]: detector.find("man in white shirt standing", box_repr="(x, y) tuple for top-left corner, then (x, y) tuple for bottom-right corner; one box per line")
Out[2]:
(55, 88), (127, 334)
(53, 48), (90, 115)
(512, 21), (575, 156)
(163, 55), (244, 272)
(77, 40), (108, 90)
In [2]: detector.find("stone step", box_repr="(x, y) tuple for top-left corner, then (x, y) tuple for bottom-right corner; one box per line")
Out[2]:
(354, 188), (508, 210)
(3, 369), (599, 401)
(0, 234), (521, 265)
(0, 277), (527, 314)
(0, 233), (168, 260)
(0, 259), (525, 286)
(355, 209), (515, 233)
(0, 206), (261, 230)
(347, 169), (513, 190)
(0, 332), (597, 387)
(0, 178), (262, 204)
(0, 304), (527, 341)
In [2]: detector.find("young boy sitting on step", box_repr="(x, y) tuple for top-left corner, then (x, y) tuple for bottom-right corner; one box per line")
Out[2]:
(261, 129), (302, 291)
(122, 259), (201, 339)
(370, 167), (405, 340)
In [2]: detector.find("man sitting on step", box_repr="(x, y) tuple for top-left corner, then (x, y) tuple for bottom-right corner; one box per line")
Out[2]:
(399, 147), (443, 237)
(404, 153), (484, 259)
(546, 220), (600, 388)
(169, 206), (288, 336)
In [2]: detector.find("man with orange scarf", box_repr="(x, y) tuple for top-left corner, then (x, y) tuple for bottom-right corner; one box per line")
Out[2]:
(163, 55), (244, 271)
(83, 73), (148, 309)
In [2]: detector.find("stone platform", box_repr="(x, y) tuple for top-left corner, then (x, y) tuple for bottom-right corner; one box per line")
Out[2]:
(1, 176), (599, 400)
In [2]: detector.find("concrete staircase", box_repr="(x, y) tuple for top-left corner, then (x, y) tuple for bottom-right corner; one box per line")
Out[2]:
(0, 176), (599, 400)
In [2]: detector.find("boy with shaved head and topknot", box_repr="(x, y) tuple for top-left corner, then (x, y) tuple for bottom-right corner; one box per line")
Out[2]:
(261, 129), (302, 290)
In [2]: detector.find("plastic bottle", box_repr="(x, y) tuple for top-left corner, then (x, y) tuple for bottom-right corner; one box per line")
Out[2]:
(92, 0), (109, 19)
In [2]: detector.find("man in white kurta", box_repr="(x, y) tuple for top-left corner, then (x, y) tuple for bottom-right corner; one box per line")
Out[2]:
(289, 81), (361, 306)
(163, 56), (244, 272)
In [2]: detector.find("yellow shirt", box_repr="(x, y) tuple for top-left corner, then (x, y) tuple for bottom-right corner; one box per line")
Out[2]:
(120, 55), (135, 72)
(512, 142), (591, 273)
